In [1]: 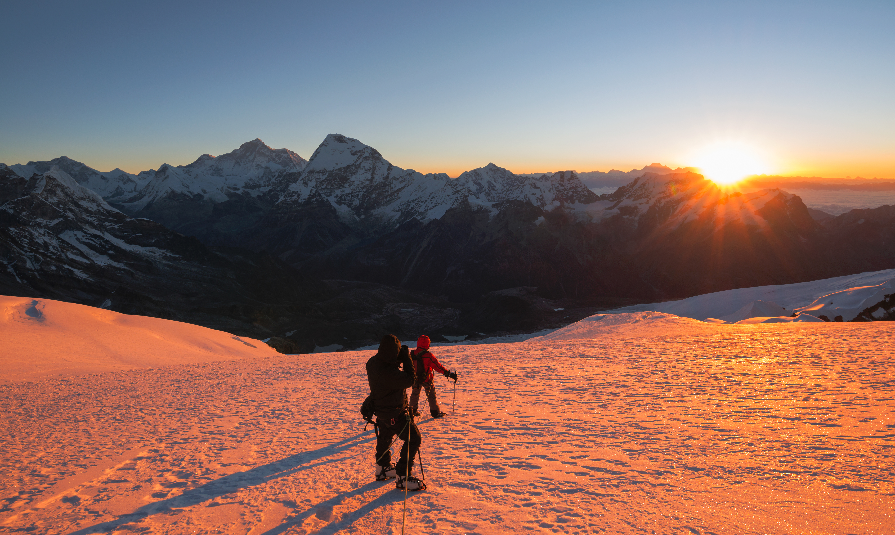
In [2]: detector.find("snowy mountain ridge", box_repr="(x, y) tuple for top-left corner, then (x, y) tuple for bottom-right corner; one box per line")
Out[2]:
(6, 139), (308, 210)
(35, 166), (119, 214)
(120, 139), (308, 210)
(8, 156), (150, 202)
(576, 163), (698, 188)
(0, 165), (176, 286)
(279, 134), (600, 227)
(596, 171), (804, 231)
(5, 135), (787, 236)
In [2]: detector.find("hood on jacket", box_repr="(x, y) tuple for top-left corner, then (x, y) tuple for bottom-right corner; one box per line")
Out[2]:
(375, 334), (401, 364)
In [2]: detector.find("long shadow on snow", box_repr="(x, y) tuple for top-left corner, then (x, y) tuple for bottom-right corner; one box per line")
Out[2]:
(65, 431), (375, 535)
(258, 480), (408, 535)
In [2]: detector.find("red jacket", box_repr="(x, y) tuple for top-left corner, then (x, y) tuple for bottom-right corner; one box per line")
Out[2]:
(411, 348), (448, 384)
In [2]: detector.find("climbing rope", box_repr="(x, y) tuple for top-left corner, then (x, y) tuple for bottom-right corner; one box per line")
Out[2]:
(369, 413), (416, 535)
(402, 425), (410, 535)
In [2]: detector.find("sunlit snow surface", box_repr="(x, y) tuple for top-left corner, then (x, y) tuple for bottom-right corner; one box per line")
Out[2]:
(609, 268), (895, 321)
(1, 299), (893, 534)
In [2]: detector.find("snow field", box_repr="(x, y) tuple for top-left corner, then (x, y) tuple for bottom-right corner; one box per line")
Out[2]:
(1, 311), (893, 534)
(0, 296), (278, 383)
(609, 268), (895, 322)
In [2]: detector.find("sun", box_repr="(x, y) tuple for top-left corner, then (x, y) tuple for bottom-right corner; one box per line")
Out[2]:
(692, 142), (770, 186)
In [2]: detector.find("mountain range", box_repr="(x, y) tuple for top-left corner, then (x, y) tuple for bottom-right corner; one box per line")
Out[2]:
(3, 134), (895, 351)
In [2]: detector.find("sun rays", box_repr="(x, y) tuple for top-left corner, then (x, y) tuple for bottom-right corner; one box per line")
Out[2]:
(691, 142), (772, 186)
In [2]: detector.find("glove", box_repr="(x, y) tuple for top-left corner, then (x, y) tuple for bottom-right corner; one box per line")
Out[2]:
(446, 371), (458, 382)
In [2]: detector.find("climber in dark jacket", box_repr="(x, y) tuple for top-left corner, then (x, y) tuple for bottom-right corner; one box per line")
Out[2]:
(365, 334), (425, 491)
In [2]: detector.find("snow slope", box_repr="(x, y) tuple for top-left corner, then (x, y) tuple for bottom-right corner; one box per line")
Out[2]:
(734, 313), (825, 324)
(0, 296), (277, 382)
(609, 268), (895, 321)
(718, 299), (790, 323)
(794, 279), (895, 321)
(1, 300), (892, 534)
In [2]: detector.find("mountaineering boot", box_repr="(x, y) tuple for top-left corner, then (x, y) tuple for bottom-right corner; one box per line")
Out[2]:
(375, 464), (397, 481)
(396, 475), (426, 491)
(412, 409), (421, 417)
(431, 411), (446, 419)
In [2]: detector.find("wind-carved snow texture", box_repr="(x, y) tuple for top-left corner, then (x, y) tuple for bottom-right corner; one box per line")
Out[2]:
(0, 307), (892, 534)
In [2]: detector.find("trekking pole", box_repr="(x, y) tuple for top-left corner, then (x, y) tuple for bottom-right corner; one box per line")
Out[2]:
(451, 373), (457, 432)
(452, 372), (457, 415)
(416, 448), (426, 483)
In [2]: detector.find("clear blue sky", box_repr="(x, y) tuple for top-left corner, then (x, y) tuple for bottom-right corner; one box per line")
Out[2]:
(1, 0), (893, 177)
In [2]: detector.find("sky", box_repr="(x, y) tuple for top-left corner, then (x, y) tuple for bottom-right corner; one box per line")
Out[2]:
(1, 0), (893, 178)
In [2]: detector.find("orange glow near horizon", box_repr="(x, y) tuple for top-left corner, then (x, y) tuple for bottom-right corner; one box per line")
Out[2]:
(691, 142), (772, 186)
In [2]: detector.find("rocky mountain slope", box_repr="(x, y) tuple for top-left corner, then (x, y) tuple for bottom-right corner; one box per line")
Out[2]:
(4, 135), (895, 352)
(0, 165), (313, 335)
(0, 164), (589, 349)
(9, 157), (147, 202)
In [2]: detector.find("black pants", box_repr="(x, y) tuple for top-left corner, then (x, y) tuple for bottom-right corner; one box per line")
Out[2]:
(375, 413), (421, 477)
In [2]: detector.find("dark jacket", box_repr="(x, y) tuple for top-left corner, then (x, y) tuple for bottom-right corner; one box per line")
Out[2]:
(366, 334), (415, 420)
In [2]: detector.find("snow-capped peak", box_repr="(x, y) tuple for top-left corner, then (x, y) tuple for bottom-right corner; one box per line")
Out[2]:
(31, 166), (118, 213)
(44, 166), (83, 190)
(119, 140), (308, 210)
(304, 134), (381, 172)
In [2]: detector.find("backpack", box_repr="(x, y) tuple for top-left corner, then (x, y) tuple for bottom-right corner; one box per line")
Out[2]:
(361, 394), (375, 423)
(413, 349), (429, 384)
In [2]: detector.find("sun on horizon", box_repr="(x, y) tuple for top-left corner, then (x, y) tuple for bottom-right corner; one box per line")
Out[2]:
(691, 142), (772, 186)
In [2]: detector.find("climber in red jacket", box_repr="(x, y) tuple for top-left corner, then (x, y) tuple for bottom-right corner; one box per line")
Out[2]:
(410, 335), (458, 419)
